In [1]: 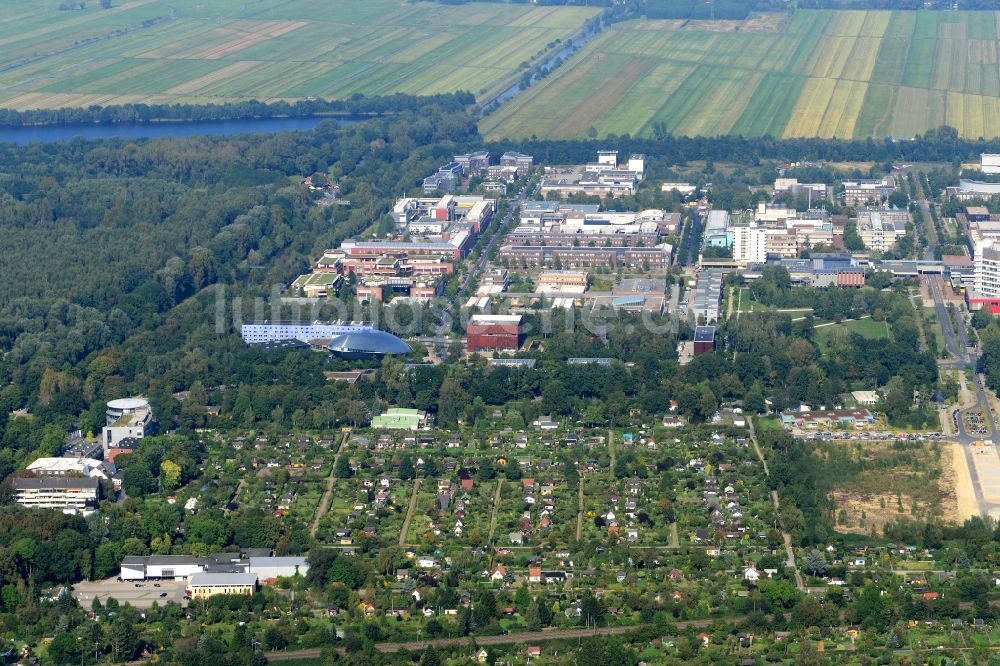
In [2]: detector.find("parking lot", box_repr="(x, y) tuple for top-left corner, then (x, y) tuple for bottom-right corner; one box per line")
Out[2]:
(798, 430), (942, 442)
(966, 409), (991, 435)
(73, 577), (188, 609)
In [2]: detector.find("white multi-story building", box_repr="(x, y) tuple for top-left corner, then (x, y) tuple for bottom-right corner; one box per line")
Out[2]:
(975, 239), (1000, 299)
(627, 154), (645, 176)
(12, 477), (100, 514)
(240, 321), (373, 345)
(102, 398), (153, 456)
(732, 226), (769, 264)
(982, 154), (1000, 174)
(856, 210), (908, 252)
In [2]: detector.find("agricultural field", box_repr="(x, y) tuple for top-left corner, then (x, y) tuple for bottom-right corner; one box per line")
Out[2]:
(0, 0), (597, 110)
(481, 9), (1000, 140)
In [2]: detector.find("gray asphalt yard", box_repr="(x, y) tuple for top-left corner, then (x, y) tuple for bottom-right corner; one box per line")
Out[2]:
(72, 578), (187, 609)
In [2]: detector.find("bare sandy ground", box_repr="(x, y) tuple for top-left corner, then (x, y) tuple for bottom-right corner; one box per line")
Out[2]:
(951, 441), (979, 522)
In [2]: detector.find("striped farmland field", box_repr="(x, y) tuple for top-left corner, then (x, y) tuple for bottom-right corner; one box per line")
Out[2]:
(0, 0), (598, 110)
(484, 8), (1000, 140)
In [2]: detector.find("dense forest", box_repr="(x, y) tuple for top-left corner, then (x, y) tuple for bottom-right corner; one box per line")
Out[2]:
(0, 100), (477, 477)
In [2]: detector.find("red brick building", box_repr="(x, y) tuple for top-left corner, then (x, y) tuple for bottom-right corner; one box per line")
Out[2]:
(835, 270), (866, 287)
(693, 326), (715, 355)
(467, 314), (523, 352)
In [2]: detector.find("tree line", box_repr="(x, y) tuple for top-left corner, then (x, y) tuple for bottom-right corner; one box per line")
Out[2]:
(0, 92), (475, 127)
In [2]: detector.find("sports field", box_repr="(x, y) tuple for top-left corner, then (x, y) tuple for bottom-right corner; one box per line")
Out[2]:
(0, 0), (597, 110)
(481, 10), (1000, 140)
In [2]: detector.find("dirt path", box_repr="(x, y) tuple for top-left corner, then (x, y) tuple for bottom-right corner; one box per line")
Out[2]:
(487, 478), (504, 545)
(230, 478), (247, 511)
(774, 492), (805, 590)
(264, 620), (729, 660)
(399, 478), (422, 547)
(309, 429), (351, 538)
(669, 522), (679, 548)
(608, 429), (616, 481)
(575, 476), (584, 543)
(748, 419), (802, 590)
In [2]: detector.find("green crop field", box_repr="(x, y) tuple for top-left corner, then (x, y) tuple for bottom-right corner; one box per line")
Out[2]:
(481, 9), (1000, 141)
(0, 0), (597, 110)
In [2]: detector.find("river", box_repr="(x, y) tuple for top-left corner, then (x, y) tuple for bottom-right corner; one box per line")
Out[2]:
(487, 20), (604, 111)
(0, 115), (361, 145)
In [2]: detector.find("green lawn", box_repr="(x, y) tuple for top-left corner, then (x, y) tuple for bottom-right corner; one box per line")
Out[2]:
(814, 317), (890, 353)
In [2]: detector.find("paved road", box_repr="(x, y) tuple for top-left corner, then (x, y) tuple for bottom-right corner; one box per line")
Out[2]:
(918, 195), (1000, 518)
(682, 210), (703, 267)
(459, 185), (529, 297)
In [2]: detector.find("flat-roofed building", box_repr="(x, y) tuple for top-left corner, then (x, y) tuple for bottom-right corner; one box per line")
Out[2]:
(371, 408), (427, 430)
(661, 182), (696, 195)
(12, 477), (99, 514)
(982, 153), (1000, 174)
(780, 409), (874, 429)
(567, 357), (612, 365)
(693, 326), (715, 355)
(856, 210), (908, 252)
(103, 397), (153, 459)
(122, 555), (216, 581)
(241, 321), (373, 345)
(248, 556), (308, 581)
(187, 573), (258, 600)
(943, 254), (974, 288)
(842, 178), (895, 206)
(467, 314), (523, 352)
(341, 238), (470, 260)
(967, 206), (992, 222)
(498, 244), (671, 269)
(774, 178), (828, 201)
(691, 269), (724, 324)
(537, 270), (588, 292)
(500, 151), (533, 170)
(489, 358), (537, 368)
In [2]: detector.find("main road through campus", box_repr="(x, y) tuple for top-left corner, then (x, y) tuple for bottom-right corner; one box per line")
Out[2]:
(920, 196), (1000, 518)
